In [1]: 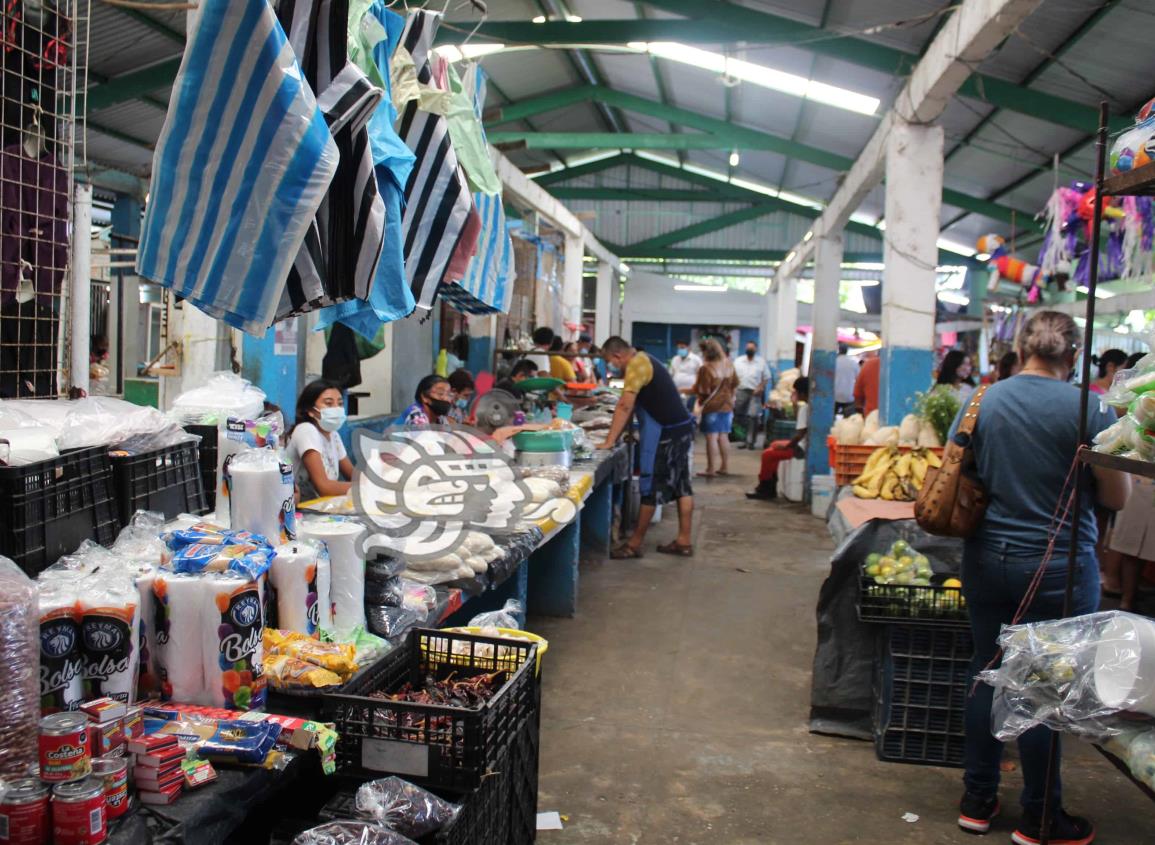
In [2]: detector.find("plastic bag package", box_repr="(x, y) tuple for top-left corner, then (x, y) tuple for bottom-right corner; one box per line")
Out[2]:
(113, 510), (169, 570)
(1127, 731), (1155, 790)
(1093, 413), (1155, 461)
(468, 599), (523, 631)
(366, 556), (405, 583)
(224, 448), (297, 544)
(520, 465), (571, 493)
(0, 403), (60, 465)
(366, 605), (424, 641)
(354, 777), (461, 838)
(292, 821), (417, 845)
(56, 397), (194, 451)
(981, 611), (1155, 742)
(169, 372), (267, 425)
(0, 557), (39, 778)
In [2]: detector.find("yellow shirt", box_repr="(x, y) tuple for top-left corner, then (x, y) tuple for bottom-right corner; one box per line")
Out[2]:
(549, 355), (576, 383)
(623, 352), (654, 395)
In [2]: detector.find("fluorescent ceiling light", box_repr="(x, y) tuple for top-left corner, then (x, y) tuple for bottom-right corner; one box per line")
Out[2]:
(1075, 285), (1117, 300)
(843, 278), (880, 287)
(938, 291), (970, 306)
(532, 15), (546, 23)
(803, 230), (813, 242)
(566, 14), (582, 22)
(674, 284), (727, 292)
(627, 42), (880, 116)
(728, 150), (740, 167)
(937, 238), (976, 258)
(785, 251), (797, 262)
(433, 43), (505, 61)
(975, 252), (990, 262)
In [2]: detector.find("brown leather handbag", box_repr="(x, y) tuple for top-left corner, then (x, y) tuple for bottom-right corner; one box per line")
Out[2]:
(915, 385), (990, 537)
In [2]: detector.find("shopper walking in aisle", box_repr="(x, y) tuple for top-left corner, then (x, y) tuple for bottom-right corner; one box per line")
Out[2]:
(287, 379), (355, 500)
(746, 377), (808, 500)
(670, 339), (703, 414)
(954, 311), (1130, 845)
(834, 343), (858, 415)
(692, 339), (738, 478)
(1087, 348), (1128, 395)
(734, 340), (770, 449)
(855, 350), (880, 415)
(936, 349), (977, 405)
(598, 336), (694, 558)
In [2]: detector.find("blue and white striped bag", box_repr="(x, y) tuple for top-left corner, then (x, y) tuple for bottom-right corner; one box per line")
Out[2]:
(136, 0), (338, 335)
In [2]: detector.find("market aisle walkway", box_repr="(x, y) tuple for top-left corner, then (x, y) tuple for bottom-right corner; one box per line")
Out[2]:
(529, 446), (1155, 845)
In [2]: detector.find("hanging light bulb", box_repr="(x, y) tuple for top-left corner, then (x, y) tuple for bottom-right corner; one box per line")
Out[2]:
(729, 150), (740, 168)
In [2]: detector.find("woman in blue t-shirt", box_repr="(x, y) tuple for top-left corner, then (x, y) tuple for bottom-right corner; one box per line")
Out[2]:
(955, 311), (1130, 845)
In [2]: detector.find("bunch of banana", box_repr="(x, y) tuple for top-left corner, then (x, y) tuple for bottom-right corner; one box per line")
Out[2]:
(852, 447), (942, 501)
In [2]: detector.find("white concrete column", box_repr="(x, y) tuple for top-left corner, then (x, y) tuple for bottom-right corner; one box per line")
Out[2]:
(563, 234), (584, 340)
(594, 262), (613, 342)
(880, 119), (943, 424)
(774, 275), (797, 374)
(760, 285), (777, 360)
(69, 184), (92, 393)
(808, 231), (843, 477)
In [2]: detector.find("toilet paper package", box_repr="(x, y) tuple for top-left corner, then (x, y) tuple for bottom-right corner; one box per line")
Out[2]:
(79, 582), (141, 704)
(298, 517), (366, 637)
(39, 583), (85, 713)
(150, 573), (207, 703)
(201, 573), (266, 711)
(270, 540), (332, 638)
(225, 449), (296, 543)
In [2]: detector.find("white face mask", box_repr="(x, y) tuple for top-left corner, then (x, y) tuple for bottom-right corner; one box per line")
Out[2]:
(316, 406), (346, 432)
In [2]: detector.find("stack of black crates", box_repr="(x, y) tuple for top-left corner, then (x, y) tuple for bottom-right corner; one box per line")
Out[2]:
(859, 573), (973, 767)
(322, 628), (542, 844)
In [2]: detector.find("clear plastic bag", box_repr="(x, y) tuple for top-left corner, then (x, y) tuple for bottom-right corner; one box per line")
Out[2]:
(520, 465), (570, 493)
(0, 557), (39, 778)
(292, 822), (417, 845)
(0, 404), (59, 465)
(354, 777), (461, 838)
(56, 397), (195, 451)
(169, 372), (267, 425)
(981, 611), (1155, 742)
(468, 599), (523, 631)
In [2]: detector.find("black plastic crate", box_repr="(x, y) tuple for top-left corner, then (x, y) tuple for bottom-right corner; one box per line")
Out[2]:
(323, 629), (538, 791)
(874, 624), (973, 768)
(110, 440), (208, 525)
(858, 576), (969, 627)
(506, 712), (539, 845)
(184, 424), (219, 512)
(0, 446), (119, 576)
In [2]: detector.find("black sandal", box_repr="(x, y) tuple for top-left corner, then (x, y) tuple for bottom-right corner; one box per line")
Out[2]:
(610, 543), (644, 559)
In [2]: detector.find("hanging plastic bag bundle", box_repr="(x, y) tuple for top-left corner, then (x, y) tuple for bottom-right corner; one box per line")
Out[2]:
(224, 448), (297, 543)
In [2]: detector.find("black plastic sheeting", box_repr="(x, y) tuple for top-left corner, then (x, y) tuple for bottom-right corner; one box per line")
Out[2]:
(809, 518), (964, 740)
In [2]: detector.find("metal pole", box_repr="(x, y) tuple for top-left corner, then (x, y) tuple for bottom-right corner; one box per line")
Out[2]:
(70, 183), (93, 394)
(1038, 100), (1110, 845)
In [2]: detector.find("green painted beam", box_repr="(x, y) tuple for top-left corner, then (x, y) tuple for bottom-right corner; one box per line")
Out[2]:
(488, 129), (852, 170)
(87, 57), (183, 114)
(446, 14), (1128, 134)
(534, 155), (628, 185)
(551, 186), (764, 202)
(608, 245), (965, 265)
(492, 86), (597, 125)
(941, 188), (1039, 229)
(115, 8), (185, 45)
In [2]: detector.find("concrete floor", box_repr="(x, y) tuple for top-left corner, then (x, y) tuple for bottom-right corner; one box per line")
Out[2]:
(528, 446), (1155, 845)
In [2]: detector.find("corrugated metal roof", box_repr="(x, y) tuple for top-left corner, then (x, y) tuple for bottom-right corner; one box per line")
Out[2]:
(71, 0), (1154, 264)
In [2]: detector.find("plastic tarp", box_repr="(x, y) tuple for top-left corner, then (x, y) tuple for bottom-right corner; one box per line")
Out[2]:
(809, 518), (964, 739)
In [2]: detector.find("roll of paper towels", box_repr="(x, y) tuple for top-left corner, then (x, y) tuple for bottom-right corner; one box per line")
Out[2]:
(226, 454), (296, 544)
(201, 573), (266, 711)
(299, 517), (366, 637)
(270, 540), (331, 637)
(150, 574), (206, 703)
(38, 585), (84, 713)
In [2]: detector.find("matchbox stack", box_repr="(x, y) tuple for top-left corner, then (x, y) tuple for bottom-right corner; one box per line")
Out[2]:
(126, 734), (187, 806)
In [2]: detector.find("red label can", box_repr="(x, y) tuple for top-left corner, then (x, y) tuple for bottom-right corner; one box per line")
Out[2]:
(38, 713), (91, 783)
(50, 778), (106, 845)
(0, 778), (50, 845)
(90, 757), (128, 821)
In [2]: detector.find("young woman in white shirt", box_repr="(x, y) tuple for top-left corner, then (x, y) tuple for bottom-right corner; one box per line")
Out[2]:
(287, 379), (355, 501)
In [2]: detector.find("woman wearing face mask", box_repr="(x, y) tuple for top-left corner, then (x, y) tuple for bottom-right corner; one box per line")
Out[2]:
(287, 379), (355, 500)
(403, 375), (454, 427)
(935, 349), (977, 405)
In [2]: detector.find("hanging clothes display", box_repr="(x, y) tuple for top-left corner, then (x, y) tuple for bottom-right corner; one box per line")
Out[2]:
(0, 141), (68, 301)
(136, 0), (339, 335)
(315, 0), (416, 339)
(273, 0), (386, 321)
(437, 63), (515, 315)
(394, 9), (474, 313)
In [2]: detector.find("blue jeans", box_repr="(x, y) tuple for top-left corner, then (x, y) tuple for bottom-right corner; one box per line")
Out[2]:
(962, 543), (1100, 815)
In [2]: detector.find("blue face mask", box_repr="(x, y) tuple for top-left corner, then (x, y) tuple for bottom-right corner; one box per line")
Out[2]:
(455, 397), (470, 410)
(316, 406), (346, 432)
(677, 347), (689, 358)
(608, 363), (622, 377)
